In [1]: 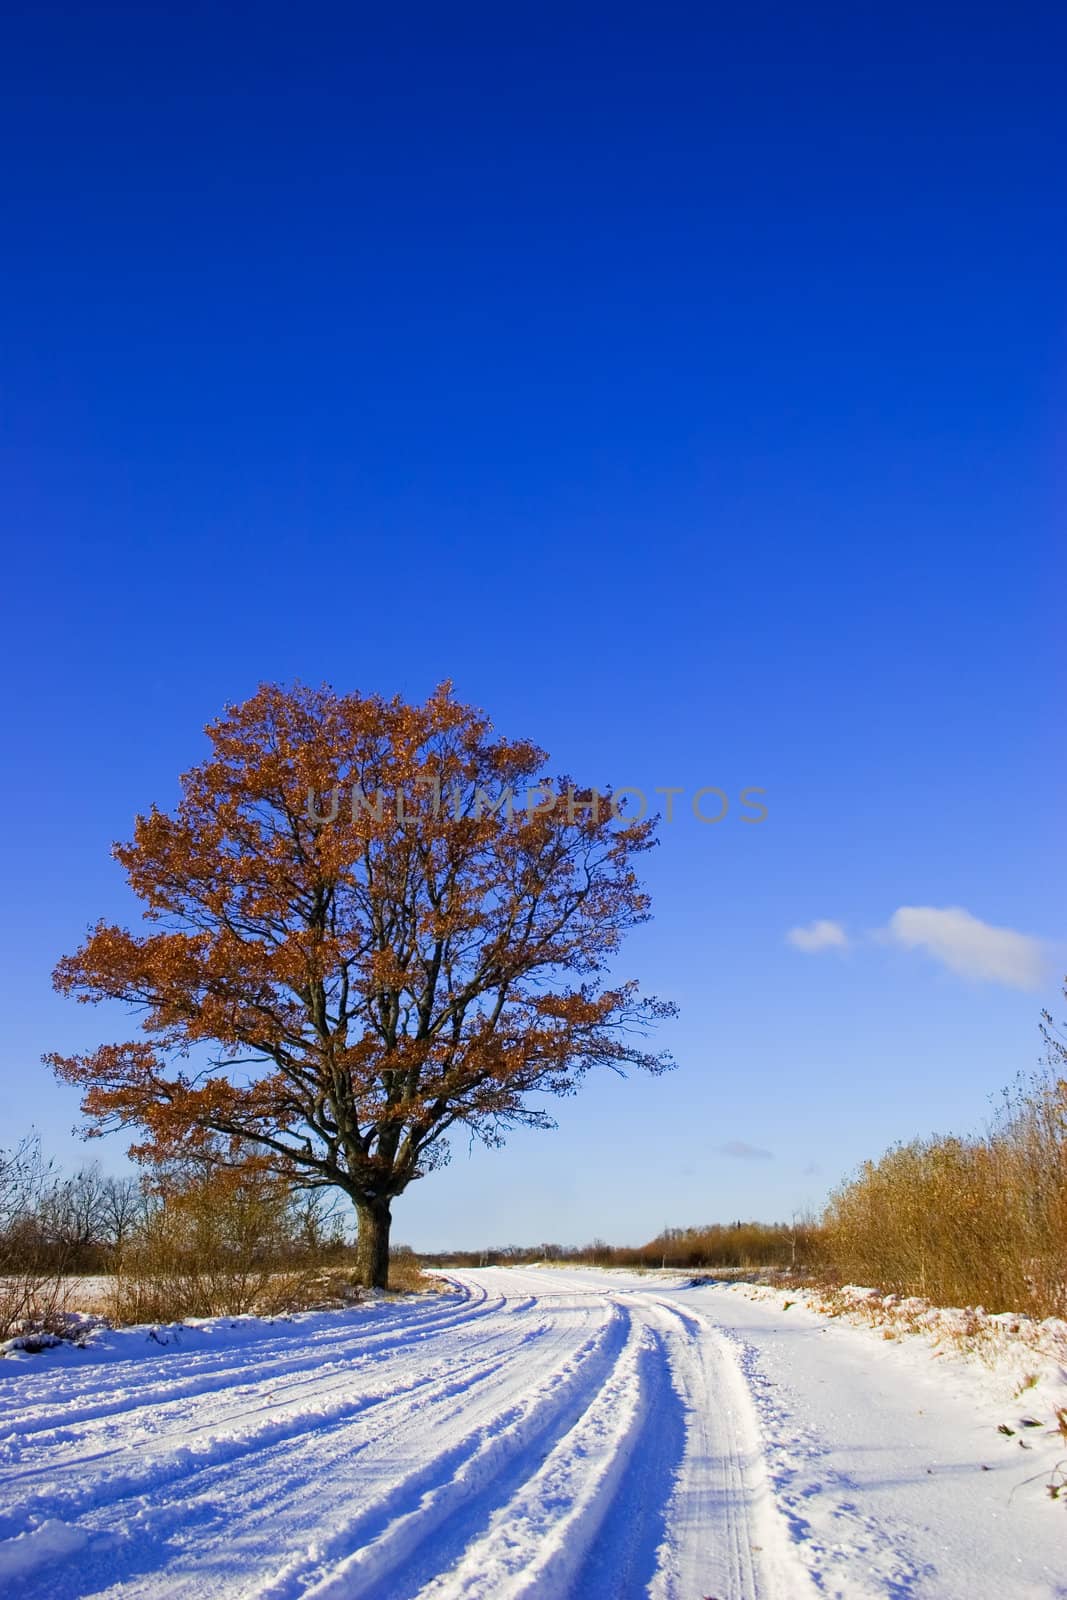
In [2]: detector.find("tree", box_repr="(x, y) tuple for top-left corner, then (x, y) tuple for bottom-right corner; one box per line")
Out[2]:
(0, 1137), (49, 1241)
(0, 1136), (71, 1338)
(39, 1162), (109, 1259)
(48, 683), (676, 1286)
(99, 1174), (145, 1252)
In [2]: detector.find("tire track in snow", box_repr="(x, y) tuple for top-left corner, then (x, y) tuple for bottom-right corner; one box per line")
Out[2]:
(0, 1311), (582, 1543)
(0, 1286), (615, 1597)
(0, 1269), (816, 1600)
(405, 1310), (682, 1600)
(0, 1314), (555, 1513)
(2, 1298), (553, 1485)
(406, 1288), (804, 1600)
(0, 1278), (496, 1445)
(634, 1294), (805, 1600)
(241, 1301), (637, 1600)
(702, 1319), (935, 1599)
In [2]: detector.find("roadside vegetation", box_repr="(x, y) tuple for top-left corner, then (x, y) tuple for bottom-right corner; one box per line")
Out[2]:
(0, 1146), (427, 1338)
(433, 1060), (1067, 1323)
(823, 1065), (1067, 1320)
(6, 1053), (1065, 1341)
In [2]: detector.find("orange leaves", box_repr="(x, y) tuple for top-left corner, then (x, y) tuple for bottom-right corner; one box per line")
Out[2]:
(530, 991), (613, 1026)
(45, 1040), (162, 1089)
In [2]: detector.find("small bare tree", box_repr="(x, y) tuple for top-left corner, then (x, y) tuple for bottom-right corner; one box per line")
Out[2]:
(0, 1137), (68, 1339)
(40, 1163), (110, 1262)
(100, 1175), (145, 1252)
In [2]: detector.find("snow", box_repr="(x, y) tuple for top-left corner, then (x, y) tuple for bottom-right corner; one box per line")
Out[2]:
(0, 1267), (1063, 1597)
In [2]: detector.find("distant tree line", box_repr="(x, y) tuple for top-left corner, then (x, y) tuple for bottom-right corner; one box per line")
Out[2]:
(419, 1218), (822, 1273)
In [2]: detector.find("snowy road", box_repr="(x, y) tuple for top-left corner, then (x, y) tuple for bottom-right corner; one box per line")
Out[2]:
(0, 1267), (1063, 1598)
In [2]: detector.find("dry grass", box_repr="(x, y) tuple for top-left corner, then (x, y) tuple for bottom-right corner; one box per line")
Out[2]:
(105, 1264), (368, 1323)
(793, 1282), (1067, 1374)
(29, 1259), (441, 1330)
(104, 1164), (363, 1323)
(0, 1268), (72, 1342)
(385, 1247), (442, 1295)
(822, 1071), (1067, 1321)
(8, 1168), (444, 1332)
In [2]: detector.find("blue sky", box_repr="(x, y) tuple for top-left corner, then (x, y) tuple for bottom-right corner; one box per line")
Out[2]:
(2, 7), (1064, 1248)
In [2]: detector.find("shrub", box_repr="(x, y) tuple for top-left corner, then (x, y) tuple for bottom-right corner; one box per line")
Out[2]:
(107, 1162), (352, 1322)
(0, 1138), (70, 1340)
(822, 1071), (1067, 1317)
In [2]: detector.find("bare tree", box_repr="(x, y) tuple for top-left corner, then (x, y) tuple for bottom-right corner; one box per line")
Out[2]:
(100, 1175), (145, 1252)
(0, 1137), (68, 1339)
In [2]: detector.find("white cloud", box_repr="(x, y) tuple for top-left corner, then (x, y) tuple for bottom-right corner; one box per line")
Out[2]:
(717, 1140), (774, 1161)
(786, 919), (849, 953)
(884, 905), (1045, 991)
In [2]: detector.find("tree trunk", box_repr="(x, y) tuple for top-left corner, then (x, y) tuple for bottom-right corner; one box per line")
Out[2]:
(354, 1197), (392, 1289)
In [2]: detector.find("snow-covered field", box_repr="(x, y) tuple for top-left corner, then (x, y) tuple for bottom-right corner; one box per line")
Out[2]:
(1, 1266), (1064, 1598)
